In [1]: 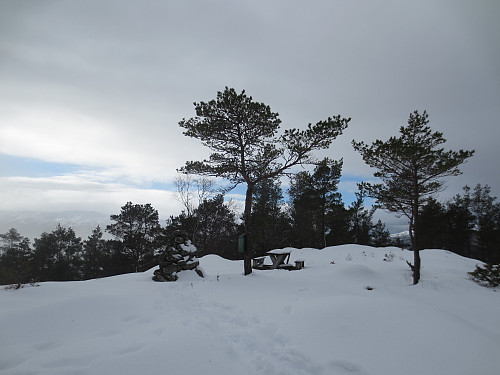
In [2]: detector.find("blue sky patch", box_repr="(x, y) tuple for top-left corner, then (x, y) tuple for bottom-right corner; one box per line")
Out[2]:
(0, 154), (82, 178)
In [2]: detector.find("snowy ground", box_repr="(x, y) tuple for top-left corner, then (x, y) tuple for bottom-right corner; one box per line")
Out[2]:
(1, 245), (499, 375)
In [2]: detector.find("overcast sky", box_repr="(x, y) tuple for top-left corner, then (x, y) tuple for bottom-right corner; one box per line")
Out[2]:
(1, 0), (499, 230)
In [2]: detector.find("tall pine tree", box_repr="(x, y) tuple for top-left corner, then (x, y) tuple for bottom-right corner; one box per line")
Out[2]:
(353, 110), (474, 284)
(179, 87), (350, 274)
(106, 202), (161, 272)
(289, 158), (343, 248)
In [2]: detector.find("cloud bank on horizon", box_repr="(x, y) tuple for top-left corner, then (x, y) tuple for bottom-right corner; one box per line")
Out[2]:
(1, 0), (499, 219)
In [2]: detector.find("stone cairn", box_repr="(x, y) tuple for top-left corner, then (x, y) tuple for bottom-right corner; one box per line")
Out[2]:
(153, 231), (204, 282)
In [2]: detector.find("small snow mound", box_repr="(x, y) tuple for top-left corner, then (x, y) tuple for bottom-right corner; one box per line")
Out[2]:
(175, 269), (205, 282)
(335, 264), (382, 283)
(199, 254), (242, 276)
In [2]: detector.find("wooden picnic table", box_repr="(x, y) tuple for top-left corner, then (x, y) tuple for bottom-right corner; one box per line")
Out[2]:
(266, 249), (292, 269)
(252, 249), (304, 271)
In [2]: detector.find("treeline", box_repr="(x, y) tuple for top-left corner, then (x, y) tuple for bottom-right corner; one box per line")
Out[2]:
(0, 202), (167, 285)
(0, 166), (389, 285)
(167, 161), (393, 258)
(170, 171), (500, 263)
(1, 176), (499, 286)
(419, 184), (500, 263)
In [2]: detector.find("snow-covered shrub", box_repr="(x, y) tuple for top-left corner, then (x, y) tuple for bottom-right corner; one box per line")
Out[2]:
(468, 263), (500, 287)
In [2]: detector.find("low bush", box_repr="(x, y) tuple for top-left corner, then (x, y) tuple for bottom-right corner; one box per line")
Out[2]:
(468, 263), (500, 287)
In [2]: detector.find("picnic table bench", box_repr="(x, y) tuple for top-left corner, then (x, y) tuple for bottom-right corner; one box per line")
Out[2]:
(252, 249), (305, 271)
(267, 249), (292, 269)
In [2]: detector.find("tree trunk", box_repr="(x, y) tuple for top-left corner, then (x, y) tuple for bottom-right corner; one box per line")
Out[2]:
(243, 184), (254, 276)
(411, 189), (421, 284)
(407, 220), (421, 284)
(321, 193), (327, 249)
(413, 249), (421, 285)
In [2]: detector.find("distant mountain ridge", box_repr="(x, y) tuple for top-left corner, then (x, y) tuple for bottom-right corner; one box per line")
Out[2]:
(0, 210), (113, 241)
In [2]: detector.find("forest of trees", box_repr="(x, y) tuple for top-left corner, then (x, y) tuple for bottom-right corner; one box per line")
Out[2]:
(1, 180), (498, 286)
(1, 89), (499, 286)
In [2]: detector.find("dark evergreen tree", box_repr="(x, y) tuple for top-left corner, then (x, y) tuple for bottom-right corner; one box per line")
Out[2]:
(370, 220), (391, 247)
(0, 228), (33, 286)
(82, 226), (108, 279)
(164, 214), (189, 237)
(102, 239), (134, 276)
(353, 110), (474, 284)
(164, 212), (198, 248)
(445, 187), (475, 257)
(106, 202), (161, 272)
(251, 179), (291, 255)
(32, 232), (53, 281)
(418, 197), (447, 250)
(470, 184), (500, 262)
(193, 194), (238, 258)
(179, 87), (350, 274)
(325, 203), (352, 246)
(289, 170), (317, 248)
(347, 184), (375, 245)
(32, 224), (83, 281)
(468, 263), (500, 287)
(165, 194), (238, 259)
(289, 158), (343, 248)
(311, 158), (343, 248)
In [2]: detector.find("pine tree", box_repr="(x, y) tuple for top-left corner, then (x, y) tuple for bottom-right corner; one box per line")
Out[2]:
(82, 226), (108, 279)
(251, 179), (290, 255)
(180, 87), (350, 274)
(370, 220), (391, 247)
(32, 224), (83, 281)
(353, 110), (474, 284)
(0, 228), (32, 286)
(193, 194), (238, 258)
(445, 187), (475, 257)
(106, 202), (161, 272)
(418, 197), (447, 250)
(289, 158), (343, 248)
(470, 184), (500, 262)
(347, 184), (375, 245)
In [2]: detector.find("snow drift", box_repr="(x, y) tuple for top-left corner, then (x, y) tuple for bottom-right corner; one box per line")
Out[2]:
(1, 245), (499, 375)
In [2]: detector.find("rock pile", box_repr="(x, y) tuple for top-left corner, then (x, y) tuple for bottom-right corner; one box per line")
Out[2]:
(153, 231), (204, 282)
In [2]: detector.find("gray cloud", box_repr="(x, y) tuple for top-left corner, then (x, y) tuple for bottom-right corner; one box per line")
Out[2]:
(0, 0), (498, 223)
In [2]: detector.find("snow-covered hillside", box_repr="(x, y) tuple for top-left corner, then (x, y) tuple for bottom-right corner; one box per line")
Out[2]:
(1, 245), (499, 375)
